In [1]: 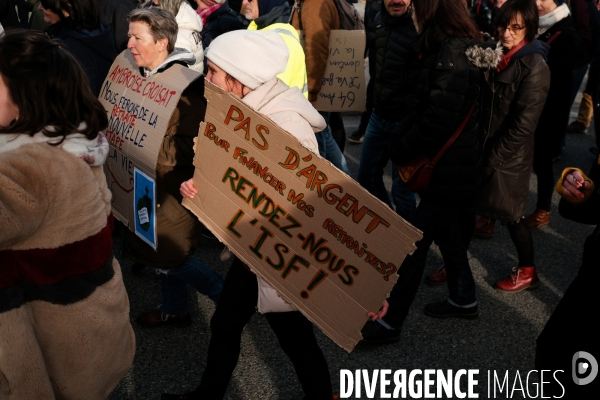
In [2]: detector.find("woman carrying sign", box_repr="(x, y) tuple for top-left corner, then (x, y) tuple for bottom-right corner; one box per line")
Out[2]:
(121, 7), (224, 328)
(168, 30), (333, 400)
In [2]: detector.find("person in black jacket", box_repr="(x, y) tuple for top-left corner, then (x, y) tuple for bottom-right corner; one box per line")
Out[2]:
(347, 0), (381, 144)
(97, 0), (135, 54)
(196, 0), (247, 49)
(361, 0), (484, 343)
(524, 0), (582, 229)
(40, 0), (115, 96)
(536, 161), (599, 397)
(356, 0), (417, 223)
(0, 0), (20, 28)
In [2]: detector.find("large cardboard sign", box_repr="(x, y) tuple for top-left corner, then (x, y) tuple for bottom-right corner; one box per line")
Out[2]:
(183, 82), (422, 351)
(300, 30), (366, 112)
(98, 51), (201, 227)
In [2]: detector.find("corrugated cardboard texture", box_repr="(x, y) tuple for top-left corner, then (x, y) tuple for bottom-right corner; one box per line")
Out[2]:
(183, 82), (421, 352)
(299, 30), (366, 112)
(98, 50), (200, 227)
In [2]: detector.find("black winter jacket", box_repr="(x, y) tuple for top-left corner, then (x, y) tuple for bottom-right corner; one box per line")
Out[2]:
(97, 0), (136, 54)
(534, 15), (582, 155)
(372, 7), (418, 122)
(390, 30), (483, 204)
(46, 22), (115, 97)
(201, 1), (248, 49)
(364, 0), (381, 75)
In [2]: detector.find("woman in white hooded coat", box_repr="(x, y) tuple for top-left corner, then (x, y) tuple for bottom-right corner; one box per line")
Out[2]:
(145, 0), (204, 72)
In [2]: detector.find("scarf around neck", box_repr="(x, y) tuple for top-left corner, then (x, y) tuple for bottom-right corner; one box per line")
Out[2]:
(496, 40), (528, 73)
(538, 3), (570, 36)
(0, 125), (109, 167)
(197, 3), (222, 25)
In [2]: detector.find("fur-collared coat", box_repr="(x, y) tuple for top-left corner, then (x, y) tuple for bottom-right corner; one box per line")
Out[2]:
(473, 41), (551, 222)
(0, 141), (135, 399)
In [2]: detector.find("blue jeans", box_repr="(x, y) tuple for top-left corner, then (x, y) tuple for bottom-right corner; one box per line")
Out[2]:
(383, 199), (477, 329)
(317, 111), (350, 174)
(357, 112), (416, 222)
(157, 257), (224, 315)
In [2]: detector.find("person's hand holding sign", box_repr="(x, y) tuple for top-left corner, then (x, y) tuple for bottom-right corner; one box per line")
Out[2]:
(368, 300), (389, 321)
(180, 179), (197, 199)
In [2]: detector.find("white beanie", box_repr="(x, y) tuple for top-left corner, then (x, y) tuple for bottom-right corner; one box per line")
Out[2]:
(205, 30), (289, 90)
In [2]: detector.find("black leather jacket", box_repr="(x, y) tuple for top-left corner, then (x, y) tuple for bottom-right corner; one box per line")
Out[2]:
(477, 41), (551, 221)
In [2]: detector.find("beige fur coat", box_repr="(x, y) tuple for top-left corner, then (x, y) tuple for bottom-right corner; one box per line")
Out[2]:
(0, 141), (135, 400)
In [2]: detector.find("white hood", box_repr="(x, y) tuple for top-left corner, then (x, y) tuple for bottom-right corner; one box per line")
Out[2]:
(242, 78), (325, 153)
(176, 1), (203, 31)
(175, 2), (204, 73)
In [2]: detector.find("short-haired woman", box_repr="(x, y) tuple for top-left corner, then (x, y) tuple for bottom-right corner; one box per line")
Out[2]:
(123, 7), (224, 327)
(0, 29), (134, 399)
(476, 0), (550, 291)
(39, 0), (115, 95)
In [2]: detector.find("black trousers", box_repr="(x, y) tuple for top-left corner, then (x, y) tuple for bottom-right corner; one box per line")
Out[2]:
(384, 199), (476, 329)
(196, 258), (332, 399)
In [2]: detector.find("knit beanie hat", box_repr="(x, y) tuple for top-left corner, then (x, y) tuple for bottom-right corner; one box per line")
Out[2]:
(205, 30), (289, 90)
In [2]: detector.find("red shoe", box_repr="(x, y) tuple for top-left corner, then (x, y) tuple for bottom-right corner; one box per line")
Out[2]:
(425, 265), (447, 286)
(474, 217), (495, 239)
(524, 210), (551, 229)
(495, 266), (539, 292)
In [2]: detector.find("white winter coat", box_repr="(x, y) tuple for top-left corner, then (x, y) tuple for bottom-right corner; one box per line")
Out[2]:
(241, 77), (325, 313)
(175, 2), (204, 73)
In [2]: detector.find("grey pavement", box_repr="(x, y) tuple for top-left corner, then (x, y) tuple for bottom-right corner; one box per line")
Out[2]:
(108, 3), (597, 398)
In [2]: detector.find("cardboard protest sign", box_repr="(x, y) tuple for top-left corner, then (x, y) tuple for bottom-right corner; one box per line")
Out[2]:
(299, 30), (366, 112)
(183, 82), (422, 352)
(98, 50), (201, 229)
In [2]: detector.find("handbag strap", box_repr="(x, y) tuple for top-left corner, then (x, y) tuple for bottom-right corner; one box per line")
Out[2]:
(290, 0), (304, 30)
(545, 31), (562, 45)
(431, 99), (477, 165)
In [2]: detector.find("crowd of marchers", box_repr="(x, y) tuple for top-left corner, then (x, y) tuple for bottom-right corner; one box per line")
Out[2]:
(0, 0), (598, 399)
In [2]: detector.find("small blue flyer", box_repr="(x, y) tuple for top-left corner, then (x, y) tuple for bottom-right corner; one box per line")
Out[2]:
(133, 167), (157, 251)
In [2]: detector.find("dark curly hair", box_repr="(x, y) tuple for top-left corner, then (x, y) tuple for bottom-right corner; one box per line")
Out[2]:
(0, 30), (108, 140)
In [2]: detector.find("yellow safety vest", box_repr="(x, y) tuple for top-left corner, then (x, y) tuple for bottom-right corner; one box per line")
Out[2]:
(248, 21), (309, 98)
